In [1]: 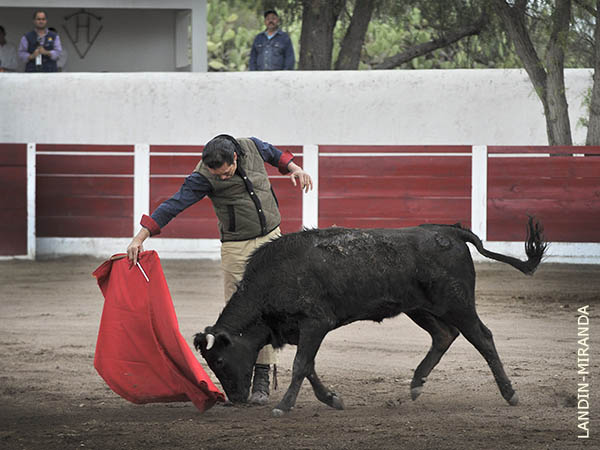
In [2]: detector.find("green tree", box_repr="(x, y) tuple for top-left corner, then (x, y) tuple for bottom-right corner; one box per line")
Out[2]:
(294, 0), (489, 70)
(206, 1), (264, 71)
(491, 0), (573, 145)
(579, 0), (600, 144)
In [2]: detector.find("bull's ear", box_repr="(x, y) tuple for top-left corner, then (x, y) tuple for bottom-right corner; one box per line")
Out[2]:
(193, 331), (232, 352)
(215, 331), (232, 347)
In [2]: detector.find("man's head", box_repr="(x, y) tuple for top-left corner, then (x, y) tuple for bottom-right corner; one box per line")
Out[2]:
(0, 26), (6, 45)
(202, 134), (240, 180)
(33, 10), (48, 31)
(264, 9), (280, 34)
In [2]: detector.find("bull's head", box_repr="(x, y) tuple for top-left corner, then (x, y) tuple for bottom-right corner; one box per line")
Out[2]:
(194, 328), (257, 403)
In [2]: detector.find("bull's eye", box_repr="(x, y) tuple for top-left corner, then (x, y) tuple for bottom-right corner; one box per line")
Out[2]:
(214, 357), (225, 369)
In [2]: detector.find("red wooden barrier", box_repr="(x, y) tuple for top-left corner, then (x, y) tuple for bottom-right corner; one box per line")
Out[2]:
(36, 145), (134, 237)
(0, 144), (27, 255)
(487, 147), (600, 242)
(17, 143), (600, 248)
(318, 146), (471, 229)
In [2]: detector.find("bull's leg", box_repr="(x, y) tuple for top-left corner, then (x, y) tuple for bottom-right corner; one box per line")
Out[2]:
(450, 314), (518, 406)
(306, 363), (344, 410)
(272, 323), (328, 417)
(406, 310), (459, 400)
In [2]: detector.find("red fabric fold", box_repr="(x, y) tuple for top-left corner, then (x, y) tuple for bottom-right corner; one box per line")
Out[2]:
(92, 250), (224, 412)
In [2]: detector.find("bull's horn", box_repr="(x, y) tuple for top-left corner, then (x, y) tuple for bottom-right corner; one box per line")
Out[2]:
(205, 333), (215, 350)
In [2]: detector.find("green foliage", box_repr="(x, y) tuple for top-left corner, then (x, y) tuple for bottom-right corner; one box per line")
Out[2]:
(501, 0), (594, 69)
(205, 0), (594, 71)
(578, 84), (592, 130)
(206, 0), (261, 71)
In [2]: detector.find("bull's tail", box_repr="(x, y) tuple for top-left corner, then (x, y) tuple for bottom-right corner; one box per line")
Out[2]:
(459, 217), (547, 275)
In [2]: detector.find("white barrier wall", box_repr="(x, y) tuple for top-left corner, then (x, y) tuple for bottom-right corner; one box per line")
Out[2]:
(0, 69), (593, 146)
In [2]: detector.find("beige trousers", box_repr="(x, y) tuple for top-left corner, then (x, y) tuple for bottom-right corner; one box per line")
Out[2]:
(220, 227), (281, 365)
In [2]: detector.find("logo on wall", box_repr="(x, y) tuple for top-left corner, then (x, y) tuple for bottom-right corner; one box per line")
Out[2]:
(62, 9), (103, 59)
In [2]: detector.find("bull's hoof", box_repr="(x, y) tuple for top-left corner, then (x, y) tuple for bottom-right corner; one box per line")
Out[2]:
(272, 408), (285, 417)
(508, 392), (519, 406)
(330, 394), (345, 410)
(410, 386), (423, 401)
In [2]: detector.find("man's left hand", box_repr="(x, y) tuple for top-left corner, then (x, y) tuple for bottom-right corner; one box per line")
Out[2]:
(289, 169), (313, 193)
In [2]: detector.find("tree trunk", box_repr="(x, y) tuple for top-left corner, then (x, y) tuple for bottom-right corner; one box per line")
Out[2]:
(335, 0), (377, 70)
(492, 0), (572, 145)
(298, 0), (346, 70)
(545, 0), (573, 145)
(586, 0), (600, 145)
(372, 20), (485, 70)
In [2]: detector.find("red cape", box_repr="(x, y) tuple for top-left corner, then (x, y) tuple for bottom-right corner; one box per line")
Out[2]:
(92, 250), (225, 411)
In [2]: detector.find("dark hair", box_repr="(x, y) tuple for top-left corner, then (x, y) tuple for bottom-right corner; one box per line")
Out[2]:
(33, 10), (48, 19)
(202, 134), (240, 169)
(264, 9), (278, 18)
(0, 26), (5, 34)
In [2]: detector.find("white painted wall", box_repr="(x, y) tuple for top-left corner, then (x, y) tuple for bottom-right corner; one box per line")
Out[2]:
(0, 69), (593, 145)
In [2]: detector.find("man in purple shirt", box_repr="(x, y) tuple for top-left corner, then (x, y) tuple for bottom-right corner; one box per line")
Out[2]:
(19, 10), (62, 72)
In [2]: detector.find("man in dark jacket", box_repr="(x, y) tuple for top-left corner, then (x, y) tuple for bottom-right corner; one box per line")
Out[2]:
(127, 135), (312, 405)
(18, 10), (62, 72)
(249, 10), (295, 71)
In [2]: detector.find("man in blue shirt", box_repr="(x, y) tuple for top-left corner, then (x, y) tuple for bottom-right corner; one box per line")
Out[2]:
(127, 135), (312, 406)
(249, 10), (295, 71)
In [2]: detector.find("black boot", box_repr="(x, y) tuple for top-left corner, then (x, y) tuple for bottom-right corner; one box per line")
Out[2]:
(249, 364), (270, 405)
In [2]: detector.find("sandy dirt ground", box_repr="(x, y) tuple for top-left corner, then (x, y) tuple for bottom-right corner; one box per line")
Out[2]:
(0, 256), (598, 450)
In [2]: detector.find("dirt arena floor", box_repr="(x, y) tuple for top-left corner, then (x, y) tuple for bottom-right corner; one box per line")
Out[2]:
(0, 255), (598, 449)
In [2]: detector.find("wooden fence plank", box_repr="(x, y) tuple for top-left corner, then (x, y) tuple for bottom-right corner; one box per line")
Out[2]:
(37, 216), (132, 237)
(0, 144), (27, 255)
(37, 155), (133, 175)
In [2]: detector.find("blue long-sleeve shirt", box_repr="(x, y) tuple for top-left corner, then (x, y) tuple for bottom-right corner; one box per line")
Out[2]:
(149, 137), (293, 230)
(249, 30), (295, 71)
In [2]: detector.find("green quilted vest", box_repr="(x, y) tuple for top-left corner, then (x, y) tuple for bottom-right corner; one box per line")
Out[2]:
(195, 138), (281, 242)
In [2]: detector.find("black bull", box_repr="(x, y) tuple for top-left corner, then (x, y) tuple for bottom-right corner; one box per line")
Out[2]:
(194, 218), (546, 416)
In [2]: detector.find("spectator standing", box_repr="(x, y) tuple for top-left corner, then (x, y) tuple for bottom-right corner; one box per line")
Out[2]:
(249, 9), (295, 71)
(18, 10), (62, 72)
(0, 26), (18, 72)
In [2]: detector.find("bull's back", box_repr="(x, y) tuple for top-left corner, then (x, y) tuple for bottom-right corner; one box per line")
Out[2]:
(299, 227), (472, 321)
(244, 226), (476, 325)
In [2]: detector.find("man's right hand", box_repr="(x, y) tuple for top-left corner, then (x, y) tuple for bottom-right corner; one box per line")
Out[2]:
(127, 228), (150, 268)
(29, 47), (41, 60)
